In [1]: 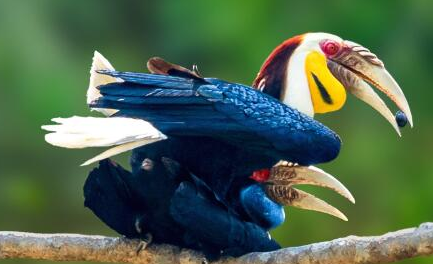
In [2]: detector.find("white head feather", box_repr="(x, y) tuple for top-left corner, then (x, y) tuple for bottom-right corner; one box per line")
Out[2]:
(283, 33), (343, 117)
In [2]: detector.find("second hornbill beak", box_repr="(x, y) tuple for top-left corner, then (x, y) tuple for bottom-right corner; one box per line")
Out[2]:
(264, 162), (355, 221)
(327, 40), (413, 135)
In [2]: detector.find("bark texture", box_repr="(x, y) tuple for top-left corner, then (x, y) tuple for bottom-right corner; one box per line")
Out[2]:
(0, 222), (432, 264)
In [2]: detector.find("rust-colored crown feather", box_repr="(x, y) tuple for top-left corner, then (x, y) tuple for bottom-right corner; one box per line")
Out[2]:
(253, 34), (304, 99)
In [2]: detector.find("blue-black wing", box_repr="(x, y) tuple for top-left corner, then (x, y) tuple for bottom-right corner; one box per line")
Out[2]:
(91, 70), (341, 165)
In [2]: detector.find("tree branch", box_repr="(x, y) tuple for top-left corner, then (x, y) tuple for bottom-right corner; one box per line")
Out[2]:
(1, 222), (432, 264)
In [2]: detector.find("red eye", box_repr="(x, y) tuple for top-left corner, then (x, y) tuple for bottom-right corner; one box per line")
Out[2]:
(321, 40), (340, 56)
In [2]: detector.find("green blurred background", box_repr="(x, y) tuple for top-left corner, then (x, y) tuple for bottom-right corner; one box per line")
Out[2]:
(0, 0), (432, 263)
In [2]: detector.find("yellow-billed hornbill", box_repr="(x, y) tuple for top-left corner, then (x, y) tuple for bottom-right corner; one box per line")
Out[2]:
(42, 32), (412, 257)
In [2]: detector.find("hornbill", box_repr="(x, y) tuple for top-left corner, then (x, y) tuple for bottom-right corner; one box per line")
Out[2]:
(43, 33), (412, 257)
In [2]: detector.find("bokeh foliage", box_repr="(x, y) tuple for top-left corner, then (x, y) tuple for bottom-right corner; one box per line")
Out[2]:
(0, 1), (432, 263)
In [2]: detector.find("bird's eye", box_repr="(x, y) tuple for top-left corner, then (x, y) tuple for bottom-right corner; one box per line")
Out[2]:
(321, 41), (340, 56)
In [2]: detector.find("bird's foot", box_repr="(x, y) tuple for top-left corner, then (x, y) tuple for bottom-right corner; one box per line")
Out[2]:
(135, 233), (153, 255)
(201, 257), (209, 264)
(264, 163), (355, 221)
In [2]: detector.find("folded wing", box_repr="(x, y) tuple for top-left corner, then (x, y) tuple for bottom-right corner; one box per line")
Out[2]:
(90, 69), (341, 165)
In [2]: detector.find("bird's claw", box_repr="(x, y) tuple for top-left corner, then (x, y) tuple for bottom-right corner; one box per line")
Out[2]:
(135, 233), (153, 255)
(265, 164), (355, 221)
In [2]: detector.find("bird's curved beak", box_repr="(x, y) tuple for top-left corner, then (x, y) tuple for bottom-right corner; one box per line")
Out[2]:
(327, 40), (412, 136)
(265, 163), (354, 221)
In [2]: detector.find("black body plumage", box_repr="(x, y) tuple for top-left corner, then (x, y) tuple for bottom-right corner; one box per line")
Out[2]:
(84, 158), (280, 258)
(84, 69), (342, 258)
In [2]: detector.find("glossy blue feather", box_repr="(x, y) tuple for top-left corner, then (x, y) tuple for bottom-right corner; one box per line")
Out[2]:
(97, 70), (197, 89)
(95, 71), (341, 165)
(240, 184), (285, 230)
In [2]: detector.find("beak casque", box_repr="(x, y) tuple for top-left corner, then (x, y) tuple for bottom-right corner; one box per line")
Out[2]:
(328, 40), (412, 135)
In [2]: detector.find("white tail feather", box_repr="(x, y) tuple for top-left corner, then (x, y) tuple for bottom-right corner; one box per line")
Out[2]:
(42, 116), (167, 165)
(80, 140), (155, 166)
(88, 51), (121, 116)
